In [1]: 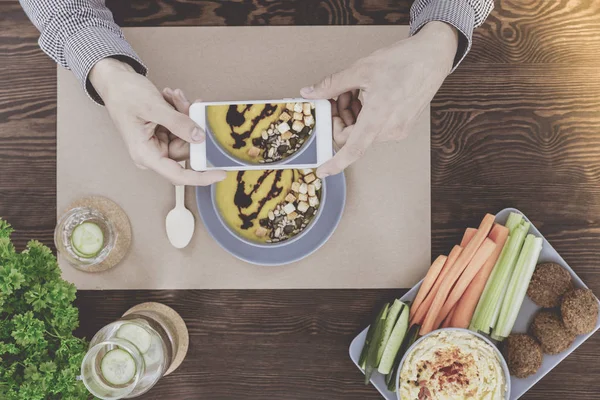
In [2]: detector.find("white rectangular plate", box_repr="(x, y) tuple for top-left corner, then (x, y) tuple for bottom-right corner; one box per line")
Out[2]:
(349, 208), (600, 400)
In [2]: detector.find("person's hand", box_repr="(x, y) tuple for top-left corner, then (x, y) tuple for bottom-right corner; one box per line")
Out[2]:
(89, 57), (226, 185)
(300, 21), (459, 178)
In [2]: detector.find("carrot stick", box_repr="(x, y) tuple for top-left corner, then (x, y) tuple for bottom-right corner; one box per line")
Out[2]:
(410, 245), (462, 326)
(419, 214), (496, 335)
(433, 238), (497, 328)
(460, 228), (477, 247)
(451, 224), (509, 329)
(410, 255), (448, 321)
(442, 306), (457, 328)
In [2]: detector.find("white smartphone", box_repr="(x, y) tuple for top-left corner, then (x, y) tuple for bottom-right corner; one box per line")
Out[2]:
(189, 98), (332, 171)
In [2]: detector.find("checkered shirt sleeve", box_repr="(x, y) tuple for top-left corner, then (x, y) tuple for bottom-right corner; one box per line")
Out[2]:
(19, 0), (147, 104)
(19, 0), (492, 103)
(410, 0), (494, 72)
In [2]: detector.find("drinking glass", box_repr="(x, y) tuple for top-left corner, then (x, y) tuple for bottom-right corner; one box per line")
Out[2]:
(81, 312), (174, 399)
(54, 207), (116, 268)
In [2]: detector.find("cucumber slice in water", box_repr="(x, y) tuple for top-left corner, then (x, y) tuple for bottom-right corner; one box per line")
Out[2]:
(116, 323), (152, 354)
(71, 222), (104, 257)
(101, 349), (136, 386)
(142, 334), (164, 368)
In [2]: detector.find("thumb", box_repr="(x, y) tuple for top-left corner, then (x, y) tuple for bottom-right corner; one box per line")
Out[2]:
(152, 104), (205, 144)
(301, 66), (362, 99)
(316, 115), (375, 178)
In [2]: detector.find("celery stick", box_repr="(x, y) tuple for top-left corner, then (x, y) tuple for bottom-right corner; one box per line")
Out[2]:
(505, 212), (523, 233)
(471, 241), (510, 330)
(469, 222), (529, 333)
(489, 217), (530, 328)
(492, 235), (543, 340)
(489, 222), (532, 329)
(488, 257), (512, 329)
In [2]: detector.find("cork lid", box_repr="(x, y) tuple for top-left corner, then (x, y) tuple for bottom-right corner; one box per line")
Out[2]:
(122, 302), (189, 376)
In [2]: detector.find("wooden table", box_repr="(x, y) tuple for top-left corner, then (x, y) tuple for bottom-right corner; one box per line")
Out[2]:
(1, 0), (599, 398)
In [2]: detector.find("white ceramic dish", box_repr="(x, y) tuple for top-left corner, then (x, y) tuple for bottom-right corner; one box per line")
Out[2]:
(396, 328), (511, 400)
(349, 208), (600, 400)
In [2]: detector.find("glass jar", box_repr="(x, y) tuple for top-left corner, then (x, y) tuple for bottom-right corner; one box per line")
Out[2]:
(54, 207), (116, 268)
(81, 312), (174, 399)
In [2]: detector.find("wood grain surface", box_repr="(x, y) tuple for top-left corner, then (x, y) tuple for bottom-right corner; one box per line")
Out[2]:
(1, 0), (600, 398)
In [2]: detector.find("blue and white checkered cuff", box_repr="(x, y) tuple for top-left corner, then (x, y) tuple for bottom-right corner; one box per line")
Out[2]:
(409, 0), (476, 73)
(64, 26), (147, 105)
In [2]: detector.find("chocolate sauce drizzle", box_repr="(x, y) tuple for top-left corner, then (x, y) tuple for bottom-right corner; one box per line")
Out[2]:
(226, 104), (278, 149)
(234, 170), (285, 230)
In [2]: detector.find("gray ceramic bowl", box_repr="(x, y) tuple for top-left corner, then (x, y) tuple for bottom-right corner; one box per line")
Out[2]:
(210, 177), (326, 248)
(396, 328), (511, 400)
(196, 172), (345, 266)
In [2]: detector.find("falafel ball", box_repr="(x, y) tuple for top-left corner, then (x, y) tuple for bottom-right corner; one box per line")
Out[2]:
(526, 262), (572, 307)
(530, 310), (576, 355)
(504, 334), (543, 378)
(561, 288), (599, 335)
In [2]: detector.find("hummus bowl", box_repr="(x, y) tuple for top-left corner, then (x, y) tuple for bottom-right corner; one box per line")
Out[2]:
(396, 328), (510, 400)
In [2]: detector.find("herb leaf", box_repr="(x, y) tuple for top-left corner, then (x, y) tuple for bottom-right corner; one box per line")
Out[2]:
(0, 219), (89, 399)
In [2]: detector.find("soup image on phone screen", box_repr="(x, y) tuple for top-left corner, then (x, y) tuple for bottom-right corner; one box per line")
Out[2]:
(206, 101), (316, 164)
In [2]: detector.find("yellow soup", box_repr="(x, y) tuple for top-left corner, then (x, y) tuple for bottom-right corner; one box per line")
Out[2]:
(215, 170), (300, 242)
(207, 103), (285, 162)
(215, 169), (322, 243)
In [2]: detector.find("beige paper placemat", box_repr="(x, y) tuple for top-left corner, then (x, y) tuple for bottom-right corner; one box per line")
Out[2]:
(57, 26), (430, 289)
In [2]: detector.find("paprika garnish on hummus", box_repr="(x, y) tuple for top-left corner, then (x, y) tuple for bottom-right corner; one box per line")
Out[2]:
(399, 330), (506, 400)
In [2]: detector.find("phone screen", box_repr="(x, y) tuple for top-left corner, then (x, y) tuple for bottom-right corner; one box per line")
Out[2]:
(204, 101), (319, 168)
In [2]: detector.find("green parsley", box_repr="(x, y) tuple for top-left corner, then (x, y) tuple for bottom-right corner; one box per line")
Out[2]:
(0, 219), (89, 399)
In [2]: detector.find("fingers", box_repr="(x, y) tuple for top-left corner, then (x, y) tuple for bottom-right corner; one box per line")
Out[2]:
(351, 98), (363, 118)
(300, 64), (365, 99)
(152, 157), (226, 186)
(335, 91), (359, 127)
(163, 88), (192, 115)
(337, 91), (352, 110)
(148, 93), (204, 144)
(332, 116), (346, 143)
(339, 108), (355, 127)
(168, 136), (190, 161)
(160, 88), (193, 160)
(334, 122), (353, 149)
(336, 91), (355, 126)
(330, 99), (339, 118)
(316, 111), (377, 178)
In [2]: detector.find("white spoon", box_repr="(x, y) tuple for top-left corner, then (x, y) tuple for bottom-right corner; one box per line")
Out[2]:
(165, 161), (195, 248)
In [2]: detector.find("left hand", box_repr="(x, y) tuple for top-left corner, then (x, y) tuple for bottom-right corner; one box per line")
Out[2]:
(89, 58), (225, 186)
(158, 87), (196, 162)
(300, 21), (459, 178)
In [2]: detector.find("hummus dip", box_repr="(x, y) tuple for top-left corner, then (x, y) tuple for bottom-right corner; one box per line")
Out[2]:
(399, 330), (506, 400)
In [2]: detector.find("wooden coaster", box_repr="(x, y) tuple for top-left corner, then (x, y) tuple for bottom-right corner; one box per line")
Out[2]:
(63, 196), (132, 272)
(122, 302), (189, 376)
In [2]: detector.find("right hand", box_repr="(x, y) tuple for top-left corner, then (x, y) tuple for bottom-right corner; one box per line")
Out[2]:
(89, 57), (225, 186)
(300, 21), (458, 178)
